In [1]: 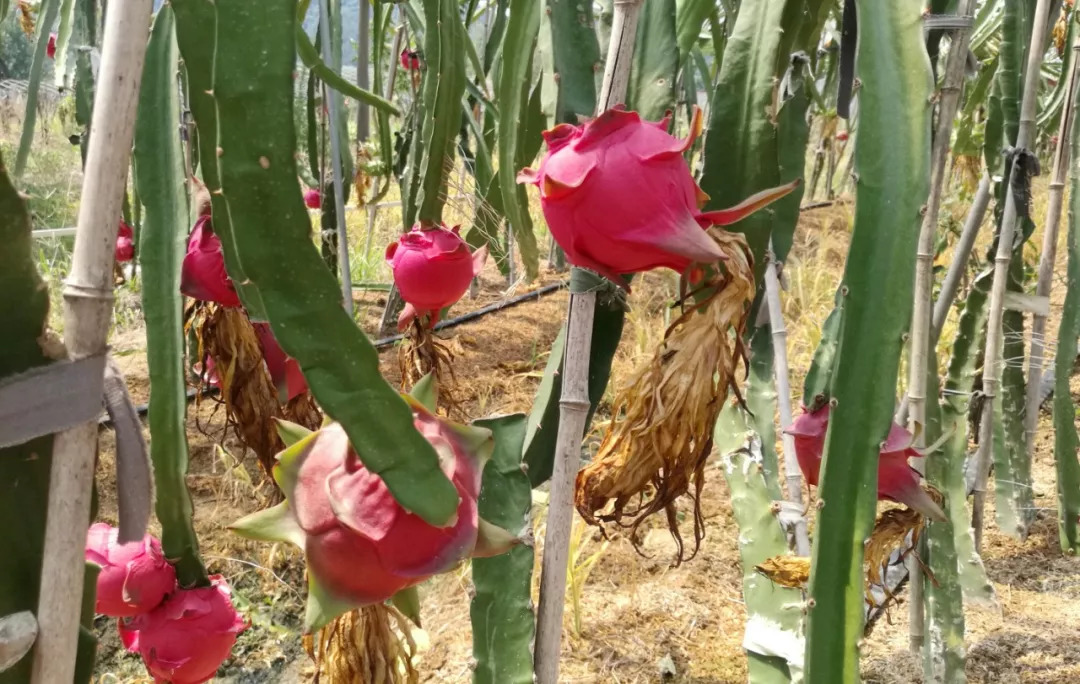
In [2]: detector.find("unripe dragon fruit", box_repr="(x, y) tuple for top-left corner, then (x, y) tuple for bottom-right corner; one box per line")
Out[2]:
(517, 106), (798, 288)
(119, 574), (247, 684)
(252, 322), (308, 403)
(303, 188), (321, 209)
(230, 393), (518, 631)
(785, 404), (947, 522)
(385, 224), (488, 330)
(115, 220), (135, 263)
(84, 523), (176, 618)
(180, 216), (242, 308)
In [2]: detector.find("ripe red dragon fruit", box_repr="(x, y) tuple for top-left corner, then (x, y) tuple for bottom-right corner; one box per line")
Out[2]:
(84, 523), (176, 618)
(115, 220), (135, 263)
(252, 322), (308, 403)
(517, 106), (798, 288)
(229, 393), (519, 631)
(785, 404), (946, 522)
(180, 216), (242, 308)
(46, 33), (57, 59)
(119, 574), (247, 684)
(303, 188), (321, 209)
(385, 224), (487, 330)
(399, 48), (421, 70)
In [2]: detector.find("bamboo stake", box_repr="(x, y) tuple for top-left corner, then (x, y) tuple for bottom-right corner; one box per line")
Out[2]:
(533, 2), (641, 681)
(764, 242), (810, 557)
(318, 0), (354, 317)
(1024, 35), (1080, 468)
(30, 1), (153, 682)
(972, 0), (1054, 552)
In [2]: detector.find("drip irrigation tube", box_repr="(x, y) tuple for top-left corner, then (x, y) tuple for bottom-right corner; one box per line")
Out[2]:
(99, 281), (566, 425)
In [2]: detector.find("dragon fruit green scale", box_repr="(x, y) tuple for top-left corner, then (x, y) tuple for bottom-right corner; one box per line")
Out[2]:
(229, 392), (520, 632)
(517, 105), (799, 289)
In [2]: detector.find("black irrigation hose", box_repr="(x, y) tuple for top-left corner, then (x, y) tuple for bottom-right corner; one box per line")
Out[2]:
(100, 281), (567, 425)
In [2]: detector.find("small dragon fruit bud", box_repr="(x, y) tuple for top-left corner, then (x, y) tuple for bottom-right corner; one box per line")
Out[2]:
(46, 33), (57, 59)
(252, 322), (308, 403)
(84, 523), (176, 617)
(230, 393), (519, 632)
(785, 405), (946, 522)
(120, 575), (247, 684)
(517, 106), (798, 289)
(385, 224), (487, 330)
(303, 188), (321, 209)
(180, 216), (242, 308)
(115, 220), (135, 263)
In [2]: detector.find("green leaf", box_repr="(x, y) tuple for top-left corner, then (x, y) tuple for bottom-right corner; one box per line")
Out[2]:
(13, 0), (61, 178)
(275, 418), (314, 447)
(205, 0), (458, 526)
(497, 0), (542, 280)
(134, 5), (209, 589)
(409, 373), (439, 413)
(804, 2), (932, 681)
(626, 0), (679, 121)
(540, 0), (600, 125)
(305, 573), (357, 633)
(470, 414), (535, 684)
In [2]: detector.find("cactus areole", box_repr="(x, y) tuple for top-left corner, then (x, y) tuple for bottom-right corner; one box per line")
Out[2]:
(385, 223), (488, 331)
(230, 394), (519, 631)
(85, 523), (177, 618)
(119, 575), (247, 684)
(517, 106), (800, 288)
(786, 404), (947, 522)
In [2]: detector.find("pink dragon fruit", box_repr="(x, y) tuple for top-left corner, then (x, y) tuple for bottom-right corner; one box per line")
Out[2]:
(230, 392), (518, 631)
(119, 575), (247, 684)
(385, 224), (487, 330)
(115, 220), (135, 263)
(517, 106), (799, 288)
(46, 33), (57, 59)
(785, 404), (946, 522)
(303, 188), (321, 209)
(252, 322), (308, 403)
(400, 48), (421, 70)
(180, 216), (242, 308)
(84, 523), (176, 618)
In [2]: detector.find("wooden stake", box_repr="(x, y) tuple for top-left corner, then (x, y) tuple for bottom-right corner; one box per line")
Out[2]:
(533, 1), (642, 680)
(973, 0), (1055, 551)
(30, 1), (154, 682)
(764, 242), (811, 557)
(1024, 34), (1080, 469)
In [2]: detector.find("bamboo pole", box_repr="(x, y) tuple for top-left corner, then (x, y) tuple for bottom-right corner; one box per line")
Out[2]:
(30, 1), (153, 682)
(905, 0), (976, 652)
(1024, 35), (1080, 468)
(533, 2), (642, 681)
(764, 242), (811, 557)
(972, 0), (1054, 551)
(318, 0), (354, 317)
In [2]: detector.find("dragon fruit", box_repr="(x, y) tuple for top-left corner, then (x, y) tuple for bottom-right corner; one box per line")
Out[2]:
(119, 575), (247, 684)
(252, 322), (308, 403)
(385, 224), (487, 330)
(46, 33), (57, 59)
(180, 216), (242, 308)
(303, 188), (321, 209)
(84, 523), (176, 618)
(115, 220), (135, 263)
(517, 106), (798, 288)
(230, 392), (519, 631)
(400, 48), (421, 70)
(785, 404), (947, 522)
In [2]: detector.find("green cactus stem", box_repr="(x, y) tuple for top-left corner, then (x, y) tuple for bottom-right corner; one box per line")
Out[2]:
(13, 0), (60, 178)
(803, 2), (932, 682)
(202, 0), (458, 526)
(626, 0), (678, 121)
(1053, 69), (1080, 555)
(539, 0), (600, 125)
(134, 5), (209, 588)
